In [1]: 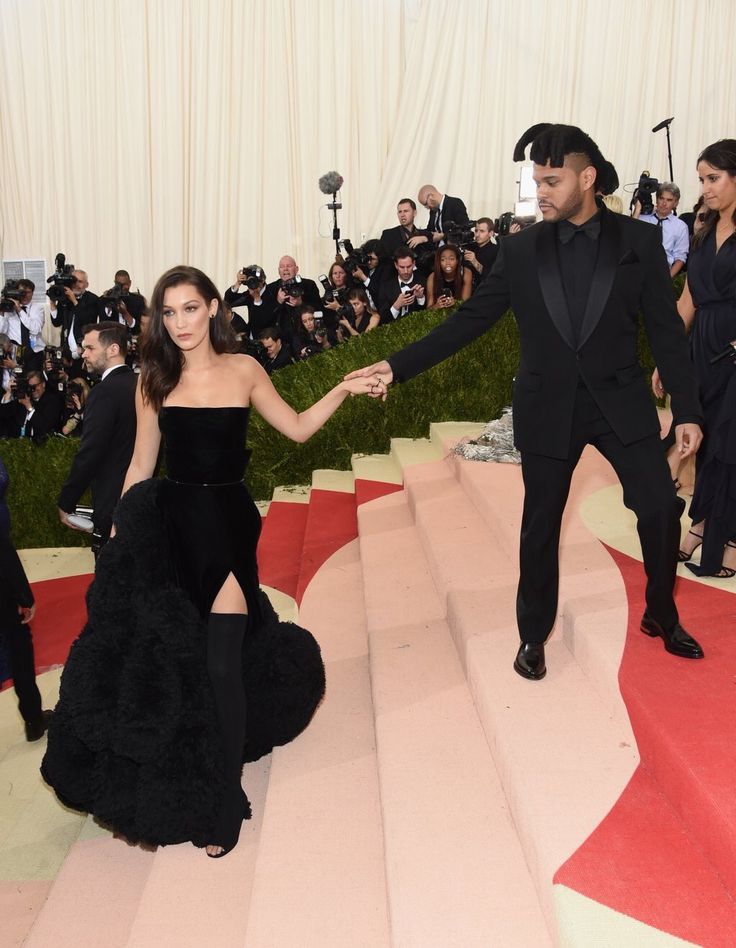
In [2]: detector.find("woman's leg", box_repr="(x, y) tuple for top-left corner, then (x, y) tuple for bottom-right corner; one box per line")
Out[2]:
(206, 573), (248, 857)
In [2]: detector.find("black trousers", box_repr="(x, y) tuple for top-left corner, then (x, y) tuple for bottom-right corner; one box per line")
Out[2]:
(1, 618), (43, 724)
(516, 385), (681, 644)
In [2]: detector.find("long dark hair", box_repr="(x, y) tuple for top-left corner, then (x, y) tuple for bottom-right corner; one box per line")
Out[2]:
(692, 139), (736, 248)
(432, 244), (464, 299)
(346, 286), (377, 328)
(141, 265), (236, 410)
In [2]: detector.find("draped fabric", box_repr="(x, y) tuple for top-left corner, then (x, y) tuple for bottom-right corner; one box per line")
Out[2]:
(0, 0), (733, 295)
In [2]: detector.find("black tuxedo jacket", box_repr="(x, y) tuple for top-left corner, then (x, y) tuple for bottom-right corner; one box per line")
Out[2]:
(389, 207), (702, 460)
(58, 364), (138, 536)
(0, 529), (33, 626)
(3, 389), (63, 443)
(260, 278), (322, 323)
(378, 272), (427, 325)
(428, 195), (469, 234)
(50, 291), (102, 348)
(379, 224), (430, 257)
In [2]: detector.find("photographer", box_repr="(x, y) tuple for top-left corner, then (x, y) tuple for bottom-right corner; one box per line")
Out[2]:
(633, 182), (689, 277)
(224, 265), (270, 338)
(59, 377), (90, 437)
(100, 270), (146, 334)
(2, 369), (63, 443)
(320, 261), (356, 313)
(0, 279), (46, 372)
(261, 256), (321, 332)
(0, 333), (18, 393)
(377, 247), (427, 324)
(340, 288), (380, 336)
(257, 326), (294, 373)
(426, 245), (472, 309)
(58, 322), (137, 555)
(292, 305), (333, 359)
(418, 185), (470, 248)
(380, 199), (431, 256)
(463, 218), (498, 288)
(49, 269), (101, 361)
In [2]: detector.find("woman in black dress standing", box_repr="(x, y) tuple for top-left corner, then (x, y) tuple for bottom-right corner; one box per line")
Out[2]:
(662, 140), (736, 576)
(42, 266), (384, 857)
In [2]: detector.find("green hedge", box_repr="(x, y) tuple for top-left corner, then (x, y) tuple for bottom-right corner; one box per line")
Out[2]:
(1, 300), (664, 549)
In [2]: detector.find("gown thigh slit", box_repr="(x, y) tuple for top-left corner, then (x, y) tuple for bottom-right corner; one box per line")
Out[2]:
(41, 406), (326, 848)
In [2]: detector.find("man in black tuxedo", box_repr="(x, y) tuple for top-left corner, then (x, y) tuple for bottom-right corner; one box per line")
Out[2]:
(380, 199), (432, 257)
(350, 123), (705, 678)
(377, 248), (427, 325)
(418, 185), (470, 248)
(260, 256), (321, 337)
(99, 270), (147, 335)
(0, 529), (52, 740)
(58, 321), (137, 555)
(49, 269), (102, 361)
(3, 369), (63, 442)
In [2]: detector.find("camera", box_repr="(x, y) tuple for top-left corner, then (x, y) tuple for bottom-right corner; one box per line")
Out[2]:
(280, 278), (304, 300)
(46, 252), (76, 303)
(11, 370), (29, 400)
(494, 212), (515, 237)
(45, 346), (65, 375)
(236, 335), (268, 366)
(444, 220), (477, 251)
(632, 171), (660, 216)
(0, 279), (23, 314)
(318, 275), (348, 305)
(242, 265), (265, 290)
(65, 380), (84, 410)
(340, 239), (371, 275)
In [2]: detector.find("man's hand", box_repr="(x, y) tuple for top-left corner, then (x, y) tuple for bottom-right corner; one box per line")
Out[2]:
(464, 249), (479, 270)
(235, 269), (246, 286)
(59, 507), (82, 530)
(18, 604), (35, 624)
(63, 287), (77, 305)
(393, 291), (413, 311)
(407, 235), (428, 249)
(675, 423), (702, 459)
(118, 301), (134, 326)
(344, 360), (393, 400)
(651, 367), (664, 398)
(19, 394), (32, 411)
(276, 287), (288, 305)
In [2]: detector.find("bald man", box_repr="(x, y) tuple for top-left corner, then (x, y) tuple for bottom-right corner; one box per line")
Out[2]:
(260, 256), (321, 338)
(418, 184), (470, 247)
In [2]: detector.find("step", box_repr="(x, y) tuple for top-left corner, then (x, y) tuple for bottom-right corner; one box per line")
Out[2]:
(428, 420), (486, 454)
(389, 436), (443, 473)
(358, 490), (550, 946)
(245, 540), (390, 946)
(256, 489), (310, 600)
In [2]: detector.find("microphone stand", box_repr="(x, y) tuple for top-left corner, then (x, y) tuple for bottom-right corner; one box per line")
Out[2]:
(327, 193), (342, 255)
(664, 123), (674, 182)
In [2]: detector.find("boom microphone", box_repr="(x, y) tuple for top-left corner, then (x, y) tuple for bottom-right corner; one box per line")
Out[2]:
(652, 117), (674, 133)
(318, 171), (344, 195)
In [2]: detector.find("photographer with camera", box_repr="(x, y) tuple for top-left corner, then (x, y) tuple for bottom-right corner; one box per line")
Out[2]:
(633, 182), (690, 277)
(0, 279), (46, 372)
(380, 199), (432, 257)
(418, 185), (470, 249)
(224, 265), (271, 338)
(58, 322), (137, 556)
(2, 368), (63, 443)
(0, 333), (18, 392)
(426, 245), (473, 309)
(463, 218), (499, 288)
(339, 288), (381, 336)
(59, 377), (90, 437)
(377, 247), (427, 324)
(292, 305), (334, 359)
(49, 267), (102, 362)
(348, 238), (389, 306)
(257, 326), (295, 374)
(100, 270), (146, 334)
(261, 256), (321, 333)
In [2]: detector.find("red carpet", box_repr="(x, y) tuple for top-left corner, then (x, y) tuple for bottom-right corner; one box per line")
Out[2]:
(256, 499), (310, 599)
(555, 546), (736, 943)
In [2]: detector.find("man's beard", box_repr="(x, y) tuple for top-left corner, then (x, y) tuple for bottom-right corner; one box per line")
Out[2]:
(540, 189), (585, 222)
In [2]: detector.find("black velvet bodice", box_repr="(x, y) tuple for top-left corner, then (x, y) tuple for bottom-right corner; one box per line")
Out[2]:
(159, 406), (250, 485)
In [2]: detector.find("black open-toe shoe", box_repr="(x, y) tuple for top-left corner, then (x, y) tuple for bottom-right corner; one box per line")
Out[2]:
(206, 787), (251, 859)
(678, 529), (703, 563)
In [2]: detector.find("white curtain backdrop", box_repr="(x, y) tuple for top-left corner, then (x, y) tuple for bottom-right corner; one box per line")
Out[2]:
(0, 0), (733, 297)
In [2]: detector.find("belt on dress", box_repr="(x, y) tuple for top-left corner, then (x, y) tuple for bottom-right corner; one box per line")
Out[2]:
(164, 477), (245, 487)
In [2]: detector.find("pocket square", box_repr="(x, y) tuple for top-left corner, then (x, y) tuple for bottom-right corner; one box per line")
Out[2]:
(618, 249), (640, 265)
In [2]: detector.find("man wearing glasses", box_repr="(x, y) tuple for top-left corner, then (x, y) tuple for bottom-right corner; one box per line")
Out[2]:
(11, 369), (63, 443)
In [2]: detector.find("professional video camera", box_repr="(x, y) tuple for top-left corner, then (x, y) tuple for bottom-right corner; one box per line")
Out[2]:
(340, 239), (371, 275)
(493, 212), (515, 237)
(241, 265), (266, 289)
(631, 171), (660, 215)
(444, 220), (477, 251)
(46, 253), (76, 303)
(0, 279), (23, 314)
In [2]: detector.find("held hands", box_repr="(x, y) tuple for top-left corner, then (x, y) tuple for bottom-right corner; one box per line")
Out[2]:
(343, 360), (393, 400)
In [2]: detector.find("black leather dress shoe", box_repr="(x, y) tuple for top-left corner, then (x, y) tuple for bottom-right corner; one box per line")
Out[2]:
(25, 709), (53, 742)
(640, 613), (704, 659)
(513, 643), (547, 680)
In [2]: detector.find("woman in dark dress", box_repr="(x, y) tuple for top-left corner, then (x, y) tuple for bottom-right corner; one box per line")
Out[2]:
(338, 288), (380, 337)
(663, 140), (736, 576)
(41, 266), (383, 857)
(426, 245), (472, 309)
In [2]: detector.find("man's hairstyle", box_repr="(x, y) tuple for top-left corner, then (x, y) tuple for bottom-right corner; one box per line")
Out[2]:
(397, 198), (417, 211)
(18, 278), (35, 293)
(114, 269), (131, 280)
(85, 320), (129, 355)
(299, 304), (315, 317)
(27, 369), (44, 385)
(476, 217), (494, 229)
(596, 159), (620, 196)
(257, 326), (280, 342)
(513, 123), (606, 174)
(393, 246), (416, 263)
(656, 182), (681, 200)
(362, 238), (385, 258)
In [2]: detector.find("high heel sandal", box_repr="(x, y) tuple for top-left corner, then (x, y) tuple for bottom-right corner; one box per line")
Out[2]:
(206, 787), (251, 859)
(714, 540), (736, 579)
(678, 529), (703, 563)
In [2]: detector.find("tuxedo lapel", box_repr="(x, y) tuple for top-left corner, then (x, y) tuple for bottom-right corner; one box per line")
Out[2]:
(536, 223), (576, 350)
(577, 208), (618, 350)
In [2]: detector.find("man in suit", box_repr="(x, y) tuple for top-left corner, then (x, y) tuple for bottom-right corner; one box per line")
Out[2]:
(260, 256), (321, 333)
(49, 268), (102, 374)
(0, 529), (52, 740)
(3, 368), (63, 442)
(418, 184), (470, 248)
(99, 269), (147, 335)
(377, 248), (427, 325)
(349, 123), (705, 678)
(380, 199), (432, 257)
(58, 321), (137, 555)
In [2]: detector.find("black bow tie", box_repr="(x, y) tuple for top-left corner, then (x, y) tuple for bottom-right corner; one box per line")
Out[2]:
(401, 282), (412, 289)
(557, 216), (601, 244)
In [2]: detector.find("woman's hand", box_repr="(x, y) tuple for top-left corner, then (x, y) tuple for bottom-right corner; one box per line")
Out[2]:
(72, 394), (82, 411)
(341, 375), (390, 398)
(651, 367), (664, 398)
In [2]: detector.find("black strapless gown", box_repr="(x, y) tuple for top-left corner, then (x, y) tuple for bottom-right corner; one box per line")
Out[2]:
(41, 407), (325, 847)
(685, 232), (736, 574)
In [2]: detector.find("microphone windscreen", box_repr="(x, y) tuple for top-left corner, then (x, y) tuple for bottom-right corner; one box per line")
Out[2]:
(319, 171), (344, 194)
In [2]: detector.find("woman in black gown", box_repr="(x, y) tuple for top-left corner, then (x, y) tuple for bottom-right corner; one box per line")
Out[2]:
(660, 140), (736, 576)
(41, 265), (385, 857)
